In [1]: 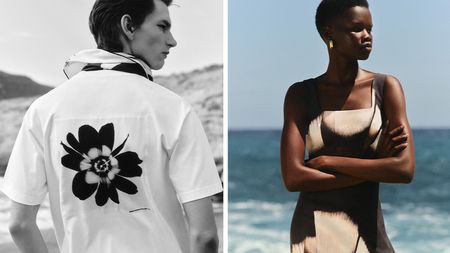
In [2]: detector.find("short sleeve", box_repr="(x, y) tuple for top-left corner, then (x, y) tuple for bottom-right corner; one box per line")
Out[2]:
(168, 109), (223, 203)
(1, 106), (48, 205)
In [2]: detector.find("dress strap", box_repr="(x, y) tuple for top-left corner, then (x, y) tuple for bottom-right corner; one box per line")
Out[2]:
(372, 74), (386, 110)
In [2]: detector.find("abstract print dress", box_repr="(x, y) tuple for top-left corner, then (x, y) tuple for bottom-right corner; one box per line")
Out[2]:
(290, 74), (395, 253)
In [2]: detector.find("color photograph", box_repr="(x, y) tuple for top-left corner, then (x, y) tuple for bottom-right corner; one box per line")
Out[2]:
(229, 1), (450, 252)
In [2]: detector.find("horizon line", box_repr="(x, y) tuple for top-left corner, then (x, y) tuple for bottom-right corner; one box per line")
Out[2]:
(229, 127), (450, 131)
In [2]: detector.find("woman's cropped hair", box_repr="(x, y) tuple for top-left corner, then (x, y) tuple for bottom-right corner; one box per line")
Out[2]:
(315, 0), (369, 36)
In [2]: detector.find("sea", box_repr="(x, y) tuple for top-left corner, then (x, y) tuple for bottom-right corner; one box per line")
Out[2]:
(229, 129), (450, 253)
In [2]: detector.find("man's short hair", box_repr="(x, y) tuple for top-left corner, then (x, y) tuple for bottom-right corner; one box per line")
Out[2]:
(89, 0), (173, 52)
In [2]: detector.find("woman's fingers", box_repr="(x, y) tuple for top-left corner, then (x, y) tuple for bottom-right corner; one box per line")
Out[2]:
(393, 143), (408, 154)
(377, 121), (409, 158)
(392, 134), (408, 143)
(305, 157), (322, 170)
(388, 124), (405, 138)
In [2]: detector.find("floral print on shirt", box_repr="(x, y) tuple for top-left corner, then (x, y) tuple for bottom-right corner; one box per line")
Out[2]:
(60, 123), (142, 206)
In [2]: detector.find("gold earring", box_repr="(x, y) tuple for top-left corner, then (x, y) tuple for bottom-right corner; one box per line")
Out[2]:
(328, 40), (334, 49)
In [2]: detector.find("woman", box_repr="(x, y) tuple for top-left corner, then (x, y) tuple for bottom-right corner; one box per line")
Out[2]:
(280, 0), (415, 252)
(2, 0), (222, 253)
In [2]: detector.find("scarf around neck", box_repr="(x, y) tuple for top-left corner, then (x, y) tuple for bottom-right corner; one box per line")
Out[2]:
(63, 49), (154, 81)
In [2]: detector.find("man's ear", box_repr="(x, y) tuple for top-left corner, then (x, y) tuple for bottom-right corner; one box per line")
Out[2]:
(120, 14), (135, 40)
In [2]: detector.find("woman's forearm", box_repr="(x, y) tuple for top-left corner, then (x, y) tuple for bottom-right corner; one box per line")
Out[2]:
(320, 155), (414, 183)
(283, 163), (364, 192)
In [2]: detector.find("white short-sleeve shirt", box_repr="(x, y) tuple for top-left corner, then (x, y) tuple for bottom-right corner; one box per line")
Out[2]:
(1, 50), (222, 253)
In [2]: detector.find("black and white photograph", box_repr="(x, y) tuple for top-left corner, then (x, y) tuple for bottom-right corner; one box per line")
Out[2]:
(0, 1), (223, 252)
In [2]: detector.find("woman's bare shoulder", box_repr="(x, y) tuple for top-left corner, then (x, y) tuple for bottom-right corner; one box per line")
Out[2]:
(371, 73), (404, 95)
(364, 69), (401, 86)
(284, 78), (317, 118)
(286, 77), (317, 97)
(359, 68), (378, 81)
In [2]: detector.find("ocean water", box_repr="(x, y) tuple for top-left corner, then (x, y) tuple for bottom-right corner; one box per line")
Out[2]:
(229, 129), (450, 253)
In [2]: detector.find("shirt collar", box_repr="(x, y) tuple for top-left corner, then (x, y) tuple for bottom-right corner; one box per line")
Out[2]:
(63, 49), (153, 81)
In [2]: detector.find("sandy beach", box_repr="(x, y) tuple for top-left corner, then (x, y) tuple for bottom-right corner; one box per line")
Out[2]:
(0, 177), (223, 253)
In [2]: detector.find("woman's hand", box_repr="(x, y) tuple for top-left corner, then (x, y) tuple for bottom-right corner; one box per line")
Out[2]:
(305, 120), (408, 172)
(297, 76), (415, 184)
(281, 83), (365, 191)
(376, 120), (408, 158)
(305, 156), (330, 171)
(306, 121), (408, 171)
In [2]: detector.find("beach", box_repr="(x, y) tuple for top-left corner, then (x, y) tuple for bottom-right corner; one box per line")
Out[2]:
(0, 178), (224, 253)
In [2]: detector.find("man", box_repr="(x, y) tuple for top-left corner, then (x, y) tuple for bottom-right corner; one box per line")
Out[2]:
(1, 0), (222, 252)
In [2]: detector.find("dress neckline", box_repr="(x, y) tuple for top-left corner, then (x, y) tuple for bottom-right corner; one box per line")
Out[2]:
(312, 76), (376, 113)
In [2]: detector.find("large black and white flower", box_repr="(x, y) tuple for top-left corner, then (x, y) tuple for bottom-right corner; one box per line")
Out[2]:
(61, 123), (142, 206)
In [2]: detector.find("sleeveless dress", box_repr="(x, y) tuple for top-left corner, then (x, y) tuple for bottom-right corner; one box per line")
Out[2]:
(290, 74), (395, 253)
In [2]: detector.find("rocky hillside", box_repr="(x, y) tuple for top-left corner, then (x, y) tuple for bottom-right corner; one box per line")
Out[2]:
(155, 64), (223, 163)
(0, 65), (223, 179)
(0, 71), (52, 99)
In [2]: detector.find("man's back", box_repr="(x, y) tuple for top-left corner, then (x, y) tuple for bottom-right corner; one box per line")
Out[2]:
(3, 51), (222, 252)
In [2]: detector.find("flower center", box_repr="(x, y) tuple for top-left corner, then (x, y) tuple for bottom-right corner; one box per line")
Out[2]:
(92, 156), (111, 173)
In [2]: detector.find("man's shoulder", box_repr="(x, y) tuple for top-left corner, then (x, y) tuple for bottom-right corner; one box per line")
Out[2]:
(43, 70), (186, 103)
(33, 71), (193, 122)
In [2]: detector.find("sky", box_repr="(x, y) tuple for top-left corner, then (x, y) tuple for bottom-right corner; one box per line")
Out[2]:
(0, 0), (223, 86)
(229, 0), (450, 129)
